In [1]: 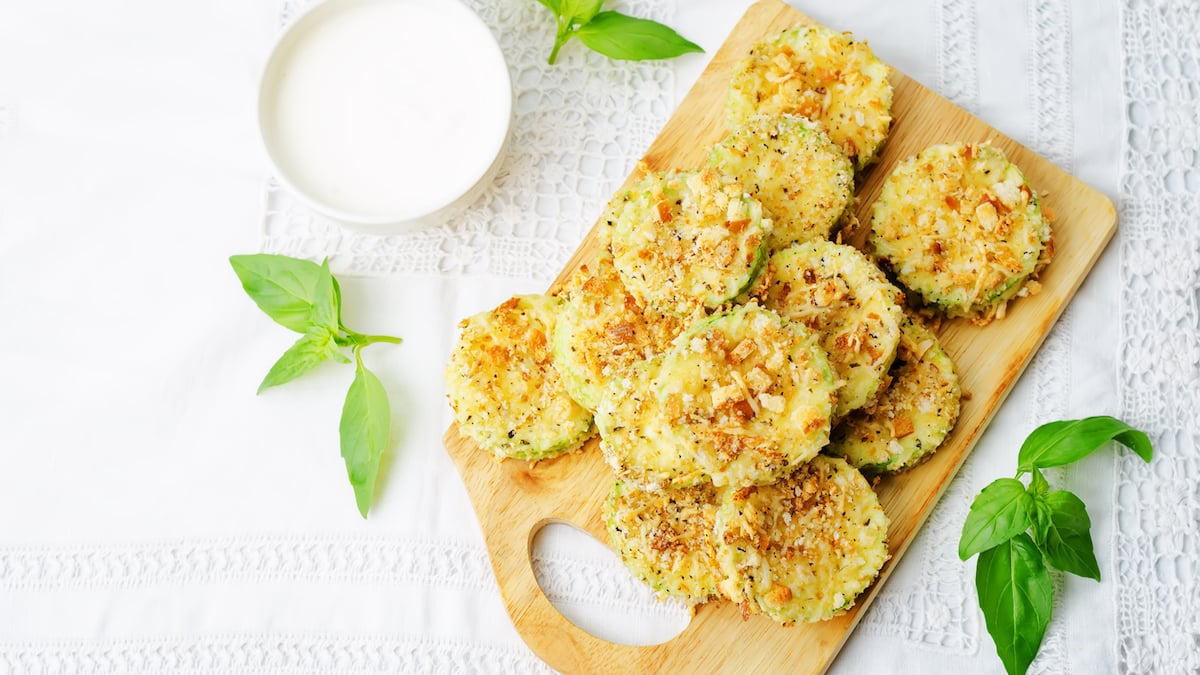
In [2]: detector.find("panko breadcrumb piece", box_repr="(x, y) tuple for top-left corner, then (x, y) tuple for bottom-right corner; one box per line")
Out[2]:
(595, 304), (836, 490)
(868, 142), (1053, 323)
(445, 294), (594, 460)
(727, 24), (893, 170)
(714, 455), (890, 624)
(759, 240), (904, 419)
(553, 253), (695, 411)
(601, 168), (772, 317)
(604, 481), (723, 604)
(826, 315), (961, 473)
(709, 114), (854, 249)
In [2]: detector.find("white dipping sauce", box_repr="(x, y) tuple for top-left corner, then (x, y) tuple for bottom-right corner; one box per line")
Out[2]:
(259, 0), (512, 228)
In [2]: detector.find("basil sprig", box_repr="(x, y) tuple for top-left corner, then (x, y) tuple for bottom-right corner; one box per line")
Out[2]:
(959, 416), (1153, 674)
(534, 0), (702, 65)
(231, 254), (401, 518)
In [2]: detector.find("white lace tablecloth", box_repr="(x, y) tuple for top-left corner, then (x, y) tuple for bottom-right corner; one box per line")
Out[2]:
(1, 0), (1196, 672)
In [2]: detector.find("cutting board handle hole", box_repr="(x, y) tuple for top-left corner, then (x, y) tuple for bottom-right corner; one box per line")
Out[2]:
(530, 520), (692, 646)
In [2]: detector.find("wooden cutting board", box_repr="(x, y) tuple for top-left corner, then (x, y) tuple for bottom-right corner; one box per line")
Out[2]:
(442, 1), (1117, 672)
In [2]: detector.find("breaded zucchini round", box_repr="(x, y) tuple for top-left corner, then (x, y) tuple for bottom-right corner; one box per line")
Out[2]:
(445, 294), (593, 460)
(759, 240), (904, 419)
(709, 114), (855, 249)
(601, 168), (771, 316)
(727, 24), (893, 170)
(714, 455), (890, 624)
(604, 481), (722, 604)
(596, 304), (836, 490)
(553, 253), (693, 412)
(827, 316), (961, 473)
(868, 142), (1053, 321)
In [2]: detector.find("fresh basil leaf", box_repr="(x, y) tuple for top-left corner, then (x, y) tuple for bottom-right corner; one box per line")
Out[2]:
(230, 254), (330, 334)
(534, 0), (561, 14)
(559, 0), (603, 25)
(1017, 416), (1153, 472)
(575, 11), (704, 61)
(257, 326), (342, 393)
(977, 533), (1054, 675)
(340, 350), (391, 518)
(959, 478), (1033, 560)
(1039, 490), (1100, 580)
(1018, 420), (1071, 463)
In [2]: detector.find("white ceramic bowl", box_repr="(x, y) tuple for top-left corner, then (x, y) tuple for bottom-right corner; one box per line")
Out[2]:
(258, 0), (513, 234)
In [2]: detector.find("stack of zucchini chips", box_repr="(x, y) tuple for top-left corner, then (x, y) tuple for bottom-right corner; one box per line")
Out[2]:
(446, 22), (1052, 625)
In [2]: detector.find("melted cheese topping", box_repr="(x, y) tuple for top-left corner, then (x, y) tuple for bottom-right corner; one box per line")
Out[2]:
(604, 481), (722, 604)
(727, 24), (893, 170)
(709, 114), (854, 249)
(595, 304), (836, 490)
(714, 455), (890, 624)
(602, 168), (771, 316)
(445, 294), (594, 460)
(828, 315), (961, 473)
(759, 240), (904, 418)
(868, 142), (1053, 322)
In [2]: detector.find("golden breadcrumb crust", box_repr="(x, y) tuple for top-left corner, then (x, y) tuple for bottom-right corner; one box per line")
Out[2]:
(604, 481), (723, 604)
(727, 24), (893, 170)
(595, 304), (836, 490)
(554, 254), (695, 411)
(827, 315), (961, 473)
(868, 142), (1053, 322)
(759, 240), (904, 418)
(445, 294), (593, 460)
(714, 455), (890, 624)
(709, 114), (854, 249)
(602, 168), (771, 316)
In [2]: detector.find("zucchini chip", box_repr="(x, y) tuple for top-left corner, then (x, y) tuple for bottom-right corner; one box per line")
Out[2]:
(445, 294), (593, 460)
(596, 304), (836, 490)
(553, 253), (693, 412)
(604, 481), (722, 604)
(760, 240), (904, 418)
(709, 113), (854, 249)
(714, 455), (890, 624)
(602, 168), (771, 316)
(827, 315), (960, 473)
(727, 24), (893, 170)
(868, 142), (1053, 322)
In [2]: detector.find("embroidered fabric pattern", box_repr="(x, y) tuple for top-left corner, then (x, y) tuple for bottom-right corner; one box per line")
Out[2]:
(532, 553), (691, 618)
(935, 0), (978, 113)
(0, 637), (554, 674)
(0, 536), (682, 624)
(0, 538), (496, 591)
(1118, 1), (1200, 673)
(1029, 0), (1075, 174)
(857, 462), (980, 653)
(263, 0), (676, 280)
(1024, 1), (1074, 672)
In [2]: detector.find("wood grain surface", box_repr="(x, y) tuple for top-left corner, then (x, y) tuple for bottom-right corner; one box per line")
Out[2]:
(442, 1), (1117, 672)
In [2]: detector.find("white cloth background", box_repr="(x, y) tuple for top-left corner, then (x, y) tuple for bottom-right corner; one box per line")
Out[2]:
(1, 0), (1195, 673)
